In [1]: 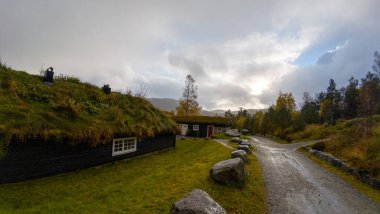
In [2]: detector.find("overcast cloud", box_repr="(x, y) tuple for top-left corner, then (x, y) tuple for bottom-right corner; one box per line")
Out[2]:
(1, 0), (380, 110)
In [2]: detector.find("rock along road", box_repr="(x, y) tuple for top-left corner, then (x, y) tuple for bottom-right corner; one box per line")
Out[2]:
(251, 136), (380, 214)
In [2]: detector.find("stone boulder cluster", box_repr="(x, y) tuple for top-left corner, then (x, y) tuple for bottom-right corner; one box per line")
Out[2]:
(225, 129), (240, 137)
(210, 140), (251, 185)
(170, 138), (252, 213)
(305, 147), (380, 190)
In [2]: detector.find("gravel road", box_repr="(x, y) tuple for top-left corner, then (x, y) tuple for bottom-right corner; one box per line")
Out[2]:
(251, 136), (380, 214)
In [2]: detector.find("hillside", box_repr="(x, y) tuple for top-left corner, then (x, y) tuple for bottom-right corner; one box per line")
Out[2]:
(146, 98), (179, 112)
(290, 116), (380, 179)
(146, 98), (266, 116)
(0, 65), (177, 158)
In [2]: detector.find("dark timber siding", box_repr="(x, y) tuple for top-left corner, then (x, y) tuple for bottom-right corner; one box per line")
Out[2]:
(0, 133), (175, 184)
(180, 122), (228, 138)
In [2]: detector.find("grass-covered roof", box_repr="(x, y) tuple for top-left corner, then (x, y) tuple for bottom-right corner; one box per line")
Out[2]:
(0, 65), (177, 156)
(173, 115), (229, 126)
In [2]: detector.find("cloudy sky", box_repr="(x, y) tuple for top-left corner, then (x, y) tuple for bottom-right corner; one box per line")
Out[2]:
(1, 0), (380, 110)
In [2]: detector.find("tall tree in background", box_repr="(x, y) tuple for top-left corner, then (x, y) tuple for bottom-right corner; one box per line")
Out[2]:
(359, 72), (380, 135)
(274, 92), (296, 137)
(371, 51), (380, 75)
(176, 74), (202, 116)
(253, 111), (264, 134)
(300, 92), (319, 124)
(320, 79), (342, 124)
(343, 77), (359, 119)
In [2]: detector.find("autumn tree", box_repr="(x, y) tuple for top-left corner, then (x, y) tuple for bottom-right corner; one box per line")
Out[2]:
(343, 77), (359, 119)
(261, 106), (276, 135)
(300, 92), (319, 124)
(359, 72), (380, 135)
(274, 92), (296, 137)
(320, 79), (342, 124)
(253, 111), (264, 134)
(176, 74), (202, 116)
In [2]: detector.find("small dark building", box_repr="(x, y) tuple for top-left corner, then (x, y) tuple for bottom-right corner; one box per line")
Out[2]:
(173, 116), (230, 138)
(0, 133), (175, 184)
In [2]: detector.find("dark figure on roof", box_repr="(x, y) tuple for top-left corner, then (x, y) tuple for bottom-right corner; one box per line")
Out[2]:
(43, 67), (54, 83)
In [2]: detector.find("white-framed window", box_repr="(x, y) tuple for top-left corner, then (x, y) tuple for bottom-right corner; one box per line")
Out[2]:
(215, 127), (223, 133)
(112, 137), (137, 156)
(193, 124), (199, 131)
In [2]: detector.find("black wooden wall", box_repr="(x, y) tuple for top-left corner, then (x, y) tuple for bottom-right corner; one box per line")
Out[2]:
(0, 132), (175, 184)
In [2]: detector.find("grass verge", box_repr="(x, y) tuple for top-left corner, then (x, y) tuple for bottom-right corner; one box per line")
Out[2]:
(299, 148), (380, 204)
(0, 139), (265, 214)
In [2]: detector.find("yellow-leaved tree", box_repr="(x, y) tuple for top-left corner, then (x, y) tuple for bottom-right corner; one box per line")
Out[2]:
(176, 74), (202, 116)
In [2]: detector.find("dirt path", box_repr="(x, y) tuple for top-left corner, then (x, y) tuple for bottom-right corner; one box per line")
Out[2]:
(251, 136), (380, 214)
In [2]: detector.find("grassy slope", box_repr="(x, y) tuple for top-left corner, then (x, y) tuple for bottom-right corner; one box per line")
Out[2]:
(0, 66), (177, 155)
(290, 116), (380, 179)
(0, 139), (265, 214)
(300, 149), (380, 204)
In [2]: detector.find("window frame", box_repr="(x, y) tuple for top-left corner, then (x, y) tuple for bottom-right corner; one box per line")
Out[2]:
(193, 124), (199, 131)
(215, 127), (223, 133)
(112, 137), (137, 156)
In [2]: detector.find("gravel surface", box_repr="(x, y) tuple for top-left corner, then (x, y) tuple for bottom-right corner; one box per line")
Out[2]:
(251, 136), (380, 214)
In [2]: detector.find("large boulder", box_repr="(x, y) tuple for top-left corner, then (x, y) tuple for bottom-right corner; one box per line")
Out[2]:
(237, 145), (250, 152)
(171, 189), (227, 214)
(210, 158), (245, 185)
(226, 129), (240, 137)
(231, 150), (248, 163)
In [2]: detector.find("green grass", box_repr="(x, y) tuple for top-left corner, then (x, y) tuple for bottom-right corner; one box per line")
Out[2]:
(300, 149), (380, 204)
(0, 139), (265, 214)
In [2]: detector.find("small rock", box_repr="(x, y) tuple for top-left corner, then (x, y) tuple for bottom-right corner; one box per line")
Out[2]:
(210, 158), (245, 185)
(170, 189), (227, 214)
(226, 129), (240, 137)
(239, 141), (250, 146)
(340, 162), (352, 173)
(372, 179), (380, 190)
(309, 149), (316, 155)
(231, 137), (241, 142)
(331, 158), (342, 168)
(231, 150), (248, 163)
(237, 145), (250, 152)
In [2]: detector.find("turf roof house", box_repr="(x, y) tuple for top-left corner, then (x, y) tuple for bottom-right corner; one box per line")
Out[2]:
(173, 116), (230, 137)
(0, 67), (177, 183)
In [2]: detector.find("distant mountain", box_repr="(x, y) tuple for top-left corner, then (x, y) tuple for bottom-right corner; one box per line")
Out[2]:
(146, 98), (179, 112)
(200, 109), (227, 116)
(146, 98), (267, 116)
